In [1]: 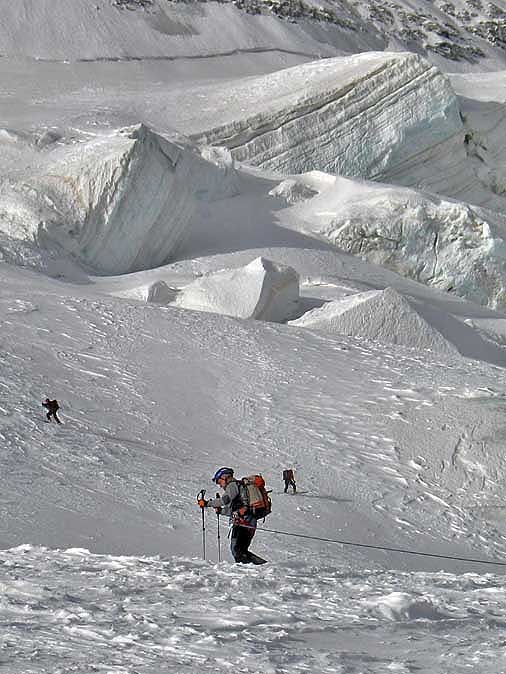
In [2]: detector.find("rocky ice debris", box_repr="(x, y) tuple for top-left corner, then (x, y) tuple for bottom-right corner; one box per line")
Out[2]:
(175, 256), (300, 322)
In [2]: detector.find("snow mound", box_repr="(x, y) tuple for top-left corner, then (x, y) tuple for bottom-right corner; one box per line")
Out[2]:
(175, 256), (299, 322)
(291, 287), (459, 355)
(369, 592), (449, 621)
(191, 52), (462, 180)
(269, 176), (320, 204)
(0, 124), (239, 275)
(113, 279), (177, 304)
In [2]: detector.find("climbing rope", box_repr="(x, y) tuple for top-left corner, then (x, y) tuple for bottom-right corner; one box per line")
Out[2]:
(217, 517), (506, 567)
(255, 525), (506, 567)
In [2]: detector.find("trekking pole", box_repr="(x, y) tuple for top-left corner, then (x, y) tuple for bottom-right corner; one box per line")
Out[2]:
(216, 493), (221, 563)
(197, 489), (206, 560)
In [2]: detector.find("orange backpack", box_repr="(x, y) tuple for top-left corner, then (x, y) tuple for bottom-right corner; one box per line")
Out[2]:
(240, 475), (272, 520)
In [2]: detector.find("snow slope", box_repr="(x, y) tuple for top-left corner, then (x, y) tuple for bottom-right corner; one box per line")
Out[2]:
(2, 0), (506, 73)
(4, 254), (506, 671)
(4, 3), (506, 672)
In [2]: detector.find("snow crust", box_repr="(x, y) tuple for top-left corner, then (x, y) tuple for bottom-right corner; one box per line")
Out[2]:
(4, 545), (505, 674)
(175, 256), (300, 321)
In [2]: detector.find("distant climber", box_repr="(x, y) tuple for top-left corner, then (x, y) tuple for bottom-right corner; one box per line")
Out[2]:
(283, 468), (296, 494)
(198, 467), (267, 564)
(42, 398), (61, 424)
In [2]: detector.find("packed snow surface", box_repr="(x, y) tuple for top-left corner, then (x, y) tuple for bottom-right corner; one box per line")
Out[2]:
(5, 545), (506, 674)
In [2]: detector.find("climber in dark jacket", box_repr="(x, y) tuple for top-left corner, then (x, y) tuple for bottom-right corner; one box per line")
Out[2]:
(283, 468), (296, 493)
(42, 398), (61, 424)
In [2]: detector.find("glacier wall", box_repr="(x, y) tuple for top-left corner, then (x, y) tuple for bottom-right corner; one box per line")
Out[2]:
(190, 52), (463, 180)
(279, 174), (506, 310)
(0, 125), (239, 275)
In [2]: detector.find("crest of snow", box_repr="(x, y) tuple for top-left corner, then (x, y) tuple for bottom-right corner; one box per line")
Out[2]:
(189, 52), (462, 180)
(0, 124), (239, 274)
(290, 287), (459, 355)
(268, 171), (333, 204)
(269, 177), (318, 204)
(175, 256), (299, 321)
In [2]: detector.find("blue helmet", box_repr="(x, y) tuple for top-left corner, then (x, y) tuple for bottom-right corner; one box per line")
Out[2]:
(213, 467), (234, 483)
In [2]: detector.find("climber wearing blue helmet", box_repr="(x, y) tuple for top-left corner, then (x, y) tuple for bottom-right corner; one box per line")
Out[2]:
(200, 467), (260, 564)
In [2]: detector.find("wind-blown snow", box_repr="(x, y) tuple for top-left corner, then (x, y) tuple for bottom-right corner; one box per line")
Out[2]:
(4, 545), (506, 674)
(5, 2), (506, 671)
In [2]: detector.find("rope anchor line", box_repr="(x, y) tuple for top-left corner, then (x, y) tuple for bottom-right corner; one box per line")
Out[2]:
(251, 524), (506, 568)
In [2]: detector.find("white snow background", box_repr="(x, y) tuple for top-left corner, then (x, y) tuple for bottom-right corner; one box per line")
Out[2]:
(5, 1), (506, 672)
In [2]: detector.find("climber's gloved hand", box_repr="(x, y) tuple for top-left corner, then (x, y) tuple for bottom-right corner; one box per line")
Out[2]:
(198, 498), (208, 508)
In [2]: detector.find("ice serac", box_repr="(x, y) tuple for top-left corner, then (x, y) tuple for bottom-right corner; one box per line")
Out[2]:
(0, 125), (238, 275)
(291, 287), (459, 354)
(277, 174), (506, 311)
(191, 52), (462, 179)
(175, 257), (299, 322)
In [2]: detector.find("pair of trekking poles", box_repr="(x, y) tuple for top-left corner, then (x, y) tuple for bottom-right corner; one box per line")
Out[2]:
(197, 489), (222, 562)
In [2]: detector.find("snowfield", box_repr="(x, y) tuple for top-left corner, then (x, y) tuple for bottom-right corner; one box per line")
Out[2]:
(4, 0), (506, 672)
(4, 545), (506, 674)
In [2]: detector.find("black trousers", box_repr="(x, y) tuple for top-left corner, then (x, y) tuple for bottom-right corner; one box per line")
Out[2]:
(230, 524), (255, 563)
(46, 411), (61, 424)
(284, 479), (296, 493)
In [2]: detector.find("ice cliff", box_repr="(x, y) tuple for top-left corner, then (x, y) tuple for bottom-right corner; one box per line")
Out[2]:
(277, 174), (506, 310)
(190, 52), (463, 180)
(0, 125), (238, 275)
